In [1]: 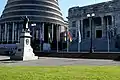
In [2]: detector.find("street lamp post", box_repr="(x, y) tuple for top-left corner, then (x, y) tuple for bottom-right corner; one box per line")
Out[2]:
(87, 13), (95, 53)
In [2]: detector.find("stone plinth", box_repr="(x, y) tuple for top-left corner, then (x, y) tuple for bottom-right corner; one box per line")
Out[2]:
(10, 29), (38, 61)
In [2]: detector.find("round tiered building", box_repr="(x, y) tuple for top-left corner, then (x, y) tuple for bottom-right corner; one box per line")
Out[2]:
(0, 0), (65, 51)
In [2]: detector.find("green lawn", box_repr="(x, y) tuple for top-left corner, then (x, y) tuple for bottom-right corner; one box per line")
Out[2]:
(0, 66), (120, 80)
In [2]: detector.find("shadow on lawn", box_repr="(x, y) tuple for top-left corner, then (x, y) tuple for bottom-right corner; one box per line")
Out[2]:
(0, 59), (20, 63)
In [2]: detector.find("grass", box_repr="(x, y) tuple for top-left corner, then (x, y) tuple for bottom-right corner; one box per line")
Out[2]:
(0, 66), (120, 80)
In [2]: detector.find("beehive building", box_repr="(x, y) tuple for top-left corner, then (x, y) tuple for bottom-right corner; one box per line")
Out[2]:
(0, 0), (66, 51)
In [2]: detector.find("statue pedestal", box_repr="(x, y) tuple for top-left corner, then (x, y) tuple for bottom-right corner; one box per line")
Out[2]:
(10, 29), (38, 61)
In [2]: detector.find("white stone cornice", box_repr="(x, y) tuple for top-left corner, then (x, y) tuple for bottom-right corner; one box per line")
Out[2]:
(3, 9), (62, 19)
(1, 15), (64, 24)
(7, 0), (58, 8)
(4, 4), (62, 15)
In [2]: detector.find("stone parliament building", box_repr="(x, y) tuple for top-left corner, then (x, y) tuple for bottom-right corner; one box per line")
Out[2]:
(68, 0), (120, 52)
(0, 0), (67, 52)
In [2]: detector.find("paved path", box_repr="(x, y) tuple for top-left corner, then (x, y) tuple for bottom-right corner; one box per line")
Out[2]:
(0, 56), (120, 66)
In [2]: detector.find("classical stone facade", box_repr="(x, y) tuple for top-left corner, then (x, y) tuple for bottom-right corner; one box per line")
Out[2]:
(0, 0), (67, 51)
(68, 0), (120, 52)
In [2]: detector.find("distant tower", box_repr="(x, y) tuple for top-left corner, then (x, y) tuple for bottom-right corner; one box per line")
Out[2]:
(0, 0), (65, 51)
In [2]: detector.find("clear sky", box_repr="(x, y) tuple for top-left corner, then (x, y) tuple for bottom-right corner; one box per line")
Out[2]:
(0, 0), (111, 20)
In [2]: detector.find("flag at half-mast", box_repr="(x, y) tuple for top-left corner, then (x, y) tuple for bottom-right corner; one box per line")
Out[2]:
(67, 32), (72, 42)
(78, 30), (81, 43)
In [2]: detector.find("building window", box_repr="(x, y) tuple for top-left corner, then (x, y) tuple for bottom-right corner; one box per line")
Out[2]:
(94, 17), (101, 26)
(72, 30), (76, 37)
(104, 16), (112, 26)
(96, 30), (102, 38)
(87, 31), (90, 38)
(83, 19), (89, 28)
(72, 21), (76, 27)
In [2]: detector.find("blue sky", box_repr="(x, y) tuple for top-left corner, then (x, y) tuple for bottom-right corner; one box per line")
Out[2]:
(0, 0), (111, 20)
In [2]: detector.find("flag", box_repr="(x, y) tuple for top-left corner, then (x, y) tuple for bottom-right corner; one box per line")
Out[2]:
(67, 32), (72, 42)
(64, 33), (67, 41)
(48, 33), (52, 43)
(78, 30), (81, 43)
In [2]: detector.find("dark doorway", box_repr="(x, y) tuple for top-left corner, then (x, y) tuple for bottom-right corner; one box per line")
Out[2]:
(96, 30), (102, 38)
(44, 23), (49, 43)
(87, 31), (90, 38)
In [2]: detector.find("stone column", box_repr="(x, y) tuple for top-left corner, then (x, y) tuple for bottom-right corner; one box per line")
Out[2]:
(1, 27), (3, 42)
(7, 25), (9, 43)
(12, 22), (15, 43)
(14, 23), (16, 41)
(56, 25), (59, 52)
(52, 24), (54, 41)
(39, 23), (41, 41)
(101, 16), (105, 38)
(15, 23), (18, 42)
(113, 15), (116, 36)
(59, 25), (61, 41)
(5, 23), (7, 42)
(42, 23), (44, 41)
(0, 25), (1, 41)
(2, 26), (3, 42)
(77, 20), (80, 38)
(38, 24), (40, 41)
(112, 16), (114, 27)
(38, 23), (42, 52)
(81, 19), (84, 39)
(58, 25), (61, 46)
(36, 30), (39, 39)
(18, 25), (20, 42)
(111, 16), (114, 37)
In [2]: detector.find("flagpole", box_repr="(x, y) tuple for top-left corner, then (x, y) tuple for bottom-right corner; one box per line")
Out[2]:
(77, 20), (81, 52)
(107, 17), (110, 52)
(78, 31), (80, 52)
(78, 23), (80, 52)
(78, 30), (81, 52)
(57, 25), (59, 52)
(78, 21), (79, 52)
(67, 29), (69, 52)
(78, 36), (79, 52)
